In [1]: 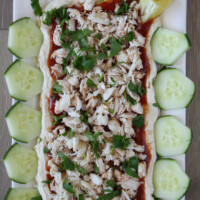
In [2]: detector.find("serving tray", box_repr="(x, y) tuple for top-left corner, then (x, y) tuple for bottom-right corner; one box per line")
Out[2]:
(12, 0), (187, 199)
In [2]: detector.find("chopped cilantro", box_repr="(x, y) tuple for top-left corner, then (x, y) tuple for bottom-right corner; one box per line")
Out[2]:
(123, 90), (127, 99)
(67, 70), (73, 80)
(58, 152), (75, 171)
(112, 61), (127, 68)
(94, 33), (102, 40)
(58, 152), (87, 174)
(38, 137), (42, 143)
(94, 165), (99, 174)
(81, 154), (86, 159)
(97, 189), (121, 200)
(73, 55), (96, 72)
(53, 81), (63, 94)
(63, 128), (75, 138)
(80, 110), (90, 124)
(43, 147), (51, 154)
(99, 74), (104, 82)
(126, 31), (134, 42)
(31, 0), (43, 16)
(106, 180), (117, 188)
(112, 135), (130, 150)
(109, 37), (121, 58)
(71, 29), (93, 41)
(110, 77), (116, 86)
(61, 41), (71, 50)
(127, 95), (137, 105)
(75, 163), (87, 175)
(133, 115), (144, 128)
(43, 6), (68, 27)
(153, 103), (159, 107)
(86, 131), (102, 158)
(87, 78), (97, 88)
(116, 1), (130, 16)
(101, 43), (108, 53)
(108, 108), (114, 114)
(97, 94), (103, 101)
(122, 156), (139, 178)
(42, 180), (52, 184)
(79, 194), (85, 200)
(96, 53), (107, 60)
(63, 180), (75, 195)
(128, 81), (146, 96)
(52, 113), (66, 125)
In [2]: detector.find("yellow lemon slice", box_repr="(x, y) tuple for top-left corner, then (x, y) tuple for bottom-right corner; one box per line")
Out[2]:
(140, 0), (173, 23)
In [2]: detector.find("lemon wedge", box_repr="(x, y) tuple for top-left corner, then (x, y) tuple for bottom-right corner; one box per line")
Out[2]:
(140, 0), (173, 23)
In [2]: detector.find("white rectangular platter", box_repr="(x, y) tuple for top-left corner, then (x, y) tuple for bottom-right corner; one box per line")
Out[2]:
(12, 0), (188, 199)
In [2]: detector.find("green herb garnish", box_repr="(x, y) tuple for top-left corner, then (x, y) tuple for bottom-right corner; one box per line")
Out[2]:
(52, 113), (66, 125)
(94, 165), (99, 174)
(63, 180), (75, 195)
(108, 108), (114, 114)
(133, 115), (144, 128)
(80, 110), (90, 124)
(43, 6), (68, 27)
(67, 70), (73, 80)
(153, 103), (158, 107)
(53, 81), (63, 94)
(116, 1), (130, 16)
(110, 77), (116, 86)
(75, 163), (87, 175)
(31, 0), (43, 16)
(87, 78), (97, 88)
(122, 156), (139, 178)
(42, 180), (52, 184)
(99, 74), (104, 82)
(58, 152), (87, 174)
(58, 152), (75, 170)
(74, 55), (96, 72)
(126, 31), (134, 42)
(43, 147), (51, 154)
(79, 194), (85, 200)
(128, 81), (146, 96)
(97, 189), (121, 200)
(127, 95), (137, 105)
(86, 131), (102, 158)
(112, 135), (130, 150)
(94, 33), (102, 40)
(109, 37), (122, 58)
(63, 128), (75, 138)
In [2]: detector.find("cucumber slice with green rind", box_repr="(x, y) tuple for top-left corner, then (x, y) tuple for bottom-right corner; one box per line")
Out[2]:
(5, 188), (40, 200)
(151, 27), (192, 66)
(3, 143), (38, 184)
(5, 102), (42, 143)
(154, 115), (192, 157)
(4, 60), (43, 101)
(153, 159), (190, 199)
(8, 17), (43, 59)
(154, 68), (195, 110)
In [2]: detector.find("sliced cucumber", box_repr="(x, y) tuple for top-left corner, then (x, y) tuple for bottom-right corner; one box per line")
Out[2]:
(153, 159), (190, 199)
(8, 17), (43, 58)
(5, 102), (42, 143)
(151, 27), (191, 65)
(154, 116), (192, 157)
(5, 188), (41, 200)
(3, 143), (38, 184)
(154, 68), (195, 110)
(4, 60), (43, 101)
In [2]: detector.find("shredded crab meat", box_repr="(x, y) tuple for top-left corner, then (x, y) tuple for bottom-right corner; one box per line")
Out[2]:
(41, 1), (150, 199)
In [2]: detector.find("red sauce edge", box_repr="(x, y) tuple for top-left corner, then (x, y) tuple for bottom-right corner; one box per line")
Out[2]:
(46, 2), (154, 199)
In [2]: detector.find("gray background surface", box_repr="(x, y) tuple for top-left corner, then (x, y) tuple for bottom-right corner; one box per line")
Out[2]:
(0, 0), (199, 199)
